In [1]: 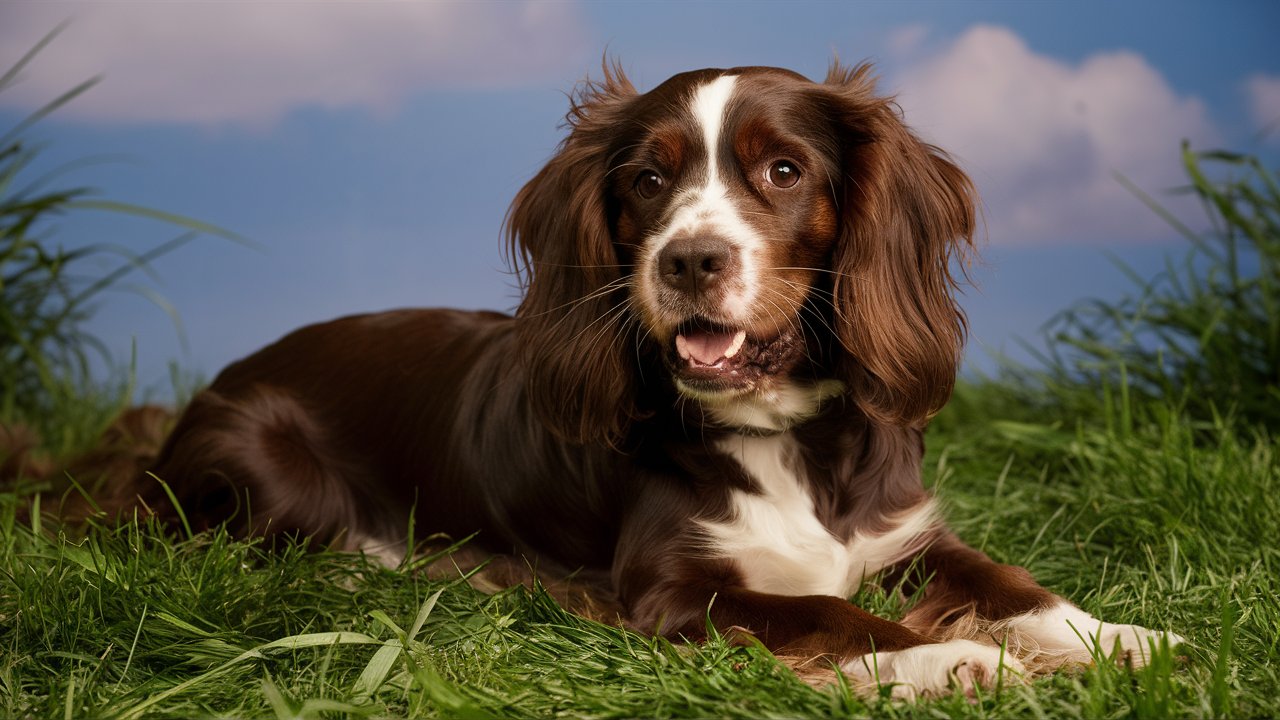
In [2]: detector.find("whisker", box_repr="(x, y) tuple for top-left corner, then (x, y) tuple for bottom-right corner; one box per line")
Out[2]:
(756, 287), (814, 365)
(600, 300), (640, 366)
(773, 275), (856, 329)
(523, 274), (634, 320)
(761, 266), (863, 281)
(528, 261), (632, 269)
(605, 160), (649, 179)
(563, 294), (636, 352)
(771, 278), (859, 357)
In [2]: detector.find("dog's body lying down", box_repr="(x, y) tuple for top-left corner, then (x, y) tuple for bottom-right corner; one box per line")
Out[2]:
(105, 64), (1179, 698)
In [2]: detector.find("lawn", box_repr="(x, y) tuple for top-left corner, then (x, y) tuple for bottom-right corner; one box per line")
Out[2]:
(3, 377), (1277, 718)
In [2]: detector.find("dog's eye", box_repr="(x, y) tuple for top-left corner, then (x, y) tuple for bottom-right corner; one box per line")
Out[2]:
(635, 170), (665, 199)
(766, 160), (800, 189)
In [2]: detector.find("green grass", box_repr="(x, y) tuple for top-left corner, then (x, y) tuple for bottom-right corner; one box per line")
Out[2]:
(3, 386), (1275, 718)
(1034, 145), (1280, 430)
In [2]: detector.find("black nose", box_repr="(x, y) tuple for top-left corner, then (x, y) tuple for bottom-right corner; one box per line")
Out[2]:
(657, 236), (735, 295)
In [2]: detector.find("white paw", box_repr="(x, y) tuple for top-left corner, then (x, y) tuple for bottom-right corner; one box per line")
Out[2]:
(842, 639), (1025, 700)
(1004, 602), (1185, 668)
(1089, 623), (1185, 667)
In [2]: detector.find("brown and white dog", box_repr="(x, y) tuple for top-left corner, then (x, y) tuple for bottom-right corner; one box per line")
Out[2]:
(128, 64), (1180, 698)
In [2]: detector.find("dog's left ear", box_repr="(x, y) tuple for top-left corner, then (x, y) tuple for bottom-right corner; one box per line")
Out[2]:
(821, 63), (977, 427)
(506, 63), (640, 446)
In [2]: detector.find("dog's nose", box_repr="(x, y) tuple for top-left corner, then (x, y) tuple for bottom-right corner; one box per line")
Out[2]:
(657, 236), (736, 296)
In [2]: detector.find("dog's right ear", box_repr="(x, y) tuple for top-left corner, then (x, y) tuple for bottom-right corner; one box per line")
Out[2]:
(506, 63), (639, 446)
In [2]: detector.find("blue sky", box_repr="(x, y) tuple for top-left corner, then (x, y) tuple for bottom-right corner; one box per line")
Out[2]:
(2, 0), (1278, 396)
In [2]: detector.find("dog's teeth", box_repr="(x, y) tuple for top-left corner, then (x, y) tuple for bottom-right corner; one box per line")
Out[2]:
(675, 334), (690, 360)
(723, 330), (747, 359)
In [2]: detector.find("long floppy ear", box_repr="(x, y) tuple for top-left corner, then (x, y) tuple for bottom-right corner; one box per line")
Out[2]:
(823, 63), (977, 428)
(505, 63), (639, 446)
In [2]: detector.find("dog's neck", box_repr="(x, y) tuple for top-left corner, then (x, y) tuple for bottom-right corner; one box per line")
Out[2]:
(698, 378), (847, 435)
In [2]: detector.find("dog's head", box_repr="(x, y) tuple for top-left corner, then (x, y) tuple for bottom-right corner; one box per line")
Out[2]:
(508, 63), (976, 443)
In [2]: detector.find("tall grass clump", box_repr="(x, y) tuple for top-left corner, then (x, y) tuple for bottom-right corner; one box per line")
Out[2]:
(1040, 144), (1280, 429)
(0, 29), (228, 460)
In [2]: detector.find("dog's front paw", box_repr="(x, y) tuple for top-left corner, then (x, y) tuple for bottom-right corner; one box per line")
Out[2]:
(842, 639), (1025, 700)
(1091, 623), (1185, 667)
(1004, 602), (1185, 668)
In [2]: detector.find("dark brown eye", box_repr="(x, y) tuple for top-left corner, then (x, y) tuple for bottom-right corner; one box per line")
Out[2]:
(635, 170), (664, 199)
(766, 160), (800, 189)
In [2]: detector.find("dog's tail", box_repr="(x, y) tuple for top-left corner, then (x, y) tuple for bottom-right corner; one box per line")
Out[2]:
(1, 406), (175, 525)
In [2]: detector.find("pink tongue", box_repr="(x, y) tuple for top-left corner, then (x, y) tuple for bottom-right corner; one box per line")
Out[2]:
(682, 331), (735, 365)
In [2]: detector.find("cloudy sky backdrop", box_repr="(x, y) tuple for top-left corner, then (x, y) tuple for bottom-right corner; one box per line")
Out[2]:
(2, 0), (1278, 394)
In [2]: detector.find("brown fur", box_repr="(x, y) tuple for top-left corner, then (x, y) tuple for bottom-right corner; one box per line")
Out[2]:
(56, 63), (1086, 686)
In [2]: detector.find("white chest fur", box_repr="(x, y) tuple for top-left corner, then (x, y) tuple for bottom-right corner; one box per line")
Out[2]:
(698, 433), (937, 598)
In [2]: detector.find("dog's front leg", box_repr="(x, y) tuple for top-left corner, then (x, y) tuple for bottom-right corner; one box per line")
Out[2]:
(621, 558), (1025, 699)
(899, 532), (1184, 670)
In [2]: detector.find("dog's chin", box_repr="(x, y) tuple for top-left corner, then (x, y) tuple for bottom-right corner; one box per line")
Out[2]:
(665, 319), (805, 401)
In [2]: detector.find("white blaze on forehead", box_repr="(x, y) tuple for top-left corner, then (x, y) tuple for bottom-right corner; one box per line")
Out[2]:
(690, 74), (738, 184)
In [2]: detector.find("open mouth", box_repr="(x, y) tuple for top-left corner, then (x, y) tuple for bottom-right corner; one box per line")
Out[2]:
(667, 318), (802, 395)
(676, 325), (747, 367)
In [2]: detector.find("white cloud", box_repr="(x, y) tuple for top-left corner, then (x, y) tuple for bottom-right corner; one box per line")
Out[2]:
(892, 25), (1220, 245)
(1245, 73), (1280, 140)
(0, 0), (588, 126)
